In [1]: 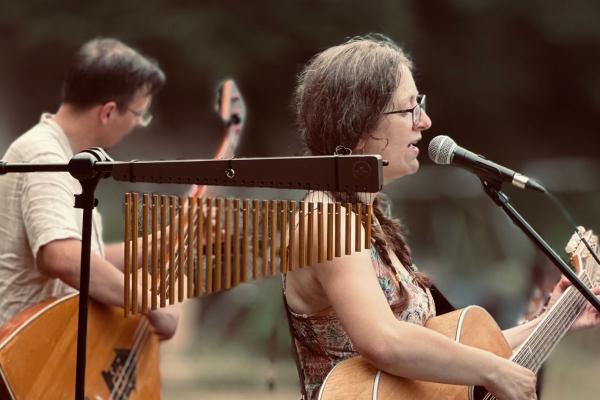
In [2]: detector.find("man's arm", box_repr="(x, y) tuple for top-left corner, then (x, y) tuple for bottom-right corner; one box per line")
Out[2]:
(104, 242), (126, 271)
(37, 238), (178, 340)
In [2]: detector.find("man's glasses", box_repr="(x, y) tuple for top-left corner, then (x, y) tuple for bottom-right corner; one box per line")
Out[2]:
(127, 107), (153, 127)
(382, 94), (426, 127)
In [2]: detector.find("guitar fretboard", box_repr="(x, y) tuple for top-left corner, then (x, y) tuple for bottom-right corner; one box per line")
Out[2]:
(511, 273), (591, 373)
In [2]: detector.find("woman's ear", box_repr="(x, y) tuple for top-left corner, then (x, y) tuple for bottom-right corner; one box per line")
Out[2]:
(354, 138), (366, 154)
(99, 101), (118, 125)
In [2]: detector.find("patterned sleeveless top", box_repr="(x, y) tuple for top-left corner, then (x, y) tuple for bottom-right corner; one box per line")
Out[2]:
(283, 247), (436, 400)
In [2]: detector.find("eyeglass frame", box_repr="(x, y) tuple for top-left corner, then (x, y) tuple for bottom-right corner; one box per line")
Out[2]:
(382, 94), (426, 127)
(127, 107), (153, 127)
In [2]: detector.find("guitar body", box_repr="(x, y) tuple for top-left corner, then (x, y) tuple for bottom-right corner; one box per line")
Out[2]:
(318, 306), (511, 400)
(0, 293), (160, 399)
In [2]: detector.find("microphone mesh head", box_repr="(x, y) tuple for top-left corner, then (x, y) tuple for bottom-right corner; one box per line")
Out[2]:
(428, 135), (457, 165)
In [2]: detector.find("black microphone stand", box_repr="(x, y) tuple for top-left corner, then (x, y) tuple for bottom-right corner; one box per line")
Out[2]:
(68, 148), (113, 400)
(481, 179), (600, 313)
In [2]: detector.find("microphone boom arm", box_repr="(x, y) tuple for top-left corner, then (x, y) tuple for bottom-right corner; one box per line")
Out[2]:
(481, 179), (600, 313)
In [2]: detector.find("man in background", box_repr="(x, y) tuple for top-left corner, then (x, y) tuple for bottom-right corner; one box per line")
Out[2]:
(0, 37), (178, 338)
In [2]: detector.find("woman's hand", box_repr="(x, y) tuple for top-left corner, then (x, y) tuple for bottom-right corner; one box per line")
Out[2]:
(484, 357), (537, 400)
(547, 276), (600, 331)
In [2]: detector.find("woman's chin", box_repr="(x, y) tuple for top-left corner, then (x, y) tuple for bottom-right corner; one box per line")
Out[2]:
(405, 160), (420, 176)
(383, 163), (419, 183)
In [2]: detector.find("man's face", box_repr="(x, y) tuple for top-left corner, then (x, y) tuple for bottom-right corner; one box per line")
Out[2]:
(101, 91), (152, 149)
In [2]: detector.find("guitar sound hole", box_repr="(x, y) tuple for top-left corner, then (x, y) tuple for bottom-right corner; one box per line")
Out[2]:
(472, 385), (492, 400)
(101, 348), (137, 399)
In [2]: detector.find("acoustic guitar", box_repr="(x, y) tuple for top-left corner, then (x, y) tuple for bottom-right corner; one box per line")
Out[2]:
(0, 294), (159, 399)
(0, 80), (246, 400)
(318, 228), (598, 400)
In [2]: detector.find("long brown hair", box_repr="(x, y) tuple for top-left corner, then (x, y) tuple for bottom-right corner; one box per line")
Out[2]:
(294, 34), (430, 310)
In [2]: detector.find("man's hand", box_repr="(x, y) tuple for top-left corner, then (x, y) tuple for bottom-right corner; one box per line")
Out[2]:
(146, 303), (180, 340)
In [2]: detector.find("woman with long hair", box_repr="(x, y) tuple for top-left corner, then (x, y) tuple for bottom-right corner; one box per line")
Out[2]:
(283, 34), (600, 400)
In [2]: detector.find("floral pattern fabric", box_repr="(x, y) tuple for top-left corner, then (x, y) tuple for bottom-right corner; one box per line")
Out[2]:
(283, 247), (436, 400)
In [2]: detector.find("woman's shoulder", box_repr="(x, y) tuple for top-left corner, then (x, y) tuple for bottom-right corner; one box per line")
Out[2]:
(285, 245), (375, 316)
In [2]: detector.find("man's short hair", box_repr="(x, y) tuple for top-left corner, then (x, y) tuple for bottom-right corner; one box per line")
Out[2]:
(61, 38), (166, 110)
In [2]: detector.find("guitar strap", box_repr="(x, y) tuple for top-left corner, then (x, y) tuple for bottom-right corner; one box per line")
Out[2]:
(429, 284), (455, 315)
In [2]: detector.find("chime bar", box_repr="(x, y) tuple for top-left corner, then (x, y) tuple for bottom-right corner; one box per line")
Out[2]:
(242, 199), (249, 282)
(270, 200), (277, 275)
(345, 203), (352, 256)
(131, 193), (139, 314)
(177, 197), (186, 302)
(317, 203), (324, 263)
(187, 199), (194, 298)
(252, 199), (259, 279)
(141, 194), (149, 312)
(159, 196), (167, 307)
(214, 198), (222, 292)
(307, 203), (314, 267)
(111, 155), (384, 193)
(280, 201), (288, 273)
(289, 201), (297, 271)
(195, 197), (204, 297)
(123, 194), (131, 318)
(261, 200), (269, 277)
(224, 198), (232, 290)
(123, 195), (374, 315)
(233, 199), (241, 286)
(355, 203), (362, 253)
(299, 201), (305, 268)
(151, 195), (158, 309)
(205, 198), (213, 294)
(168, 196), (176, 304)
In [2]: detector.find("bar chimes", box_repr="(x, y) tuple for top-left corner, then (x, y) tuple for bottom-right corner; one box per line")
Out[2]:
(123, 194), (373, 315)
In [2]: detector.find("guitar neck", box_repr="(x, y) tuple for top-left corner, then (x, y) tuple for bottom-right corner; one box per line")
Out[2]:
(511, 272), (591, 373)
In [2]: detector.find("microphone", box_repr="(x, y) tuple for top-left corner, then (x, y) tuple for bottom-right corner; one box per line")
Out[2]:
(428, 135), (546, 193)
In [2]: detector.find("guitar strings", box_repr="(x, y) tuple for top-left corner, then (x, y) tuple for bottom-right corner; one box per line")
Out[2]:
(512, 233), (596, 371)
(110, 318), (153, 398)
(481, 298), (582, 400)
(529, 290), (585, 369)
(481, 273), (592, 399)
(513, 273), (590, 370)
(514, 288), (579, 370)
(482, 277), (590, 399)
(514, 233), (600, 371)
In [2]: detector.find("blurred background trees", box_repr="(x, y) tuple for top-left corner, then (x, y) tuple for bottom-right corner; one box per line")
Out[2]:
(1, 1), (598, 398)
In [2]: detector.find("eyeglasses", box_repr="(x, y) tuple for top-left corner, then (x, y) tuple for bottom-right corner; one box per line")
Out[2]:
(382, 94), (426, 126)
(127, 107), (153, 127)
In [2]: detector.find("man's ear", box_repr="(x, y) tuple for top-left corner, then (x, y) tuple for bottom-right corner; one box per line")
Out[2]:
(99, 102), (118, 125)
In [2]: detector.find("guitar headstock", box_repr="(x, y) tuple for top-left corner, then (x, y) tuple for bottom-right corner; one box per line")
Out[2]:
(188, 79), (247, 198)
(565, 226), (599, 284)
(214, 79), (247, 159)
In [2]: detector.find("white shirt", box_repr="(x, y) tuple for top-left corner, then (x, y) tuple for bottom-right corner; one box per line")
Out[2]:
(0, 114), (104, 326)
